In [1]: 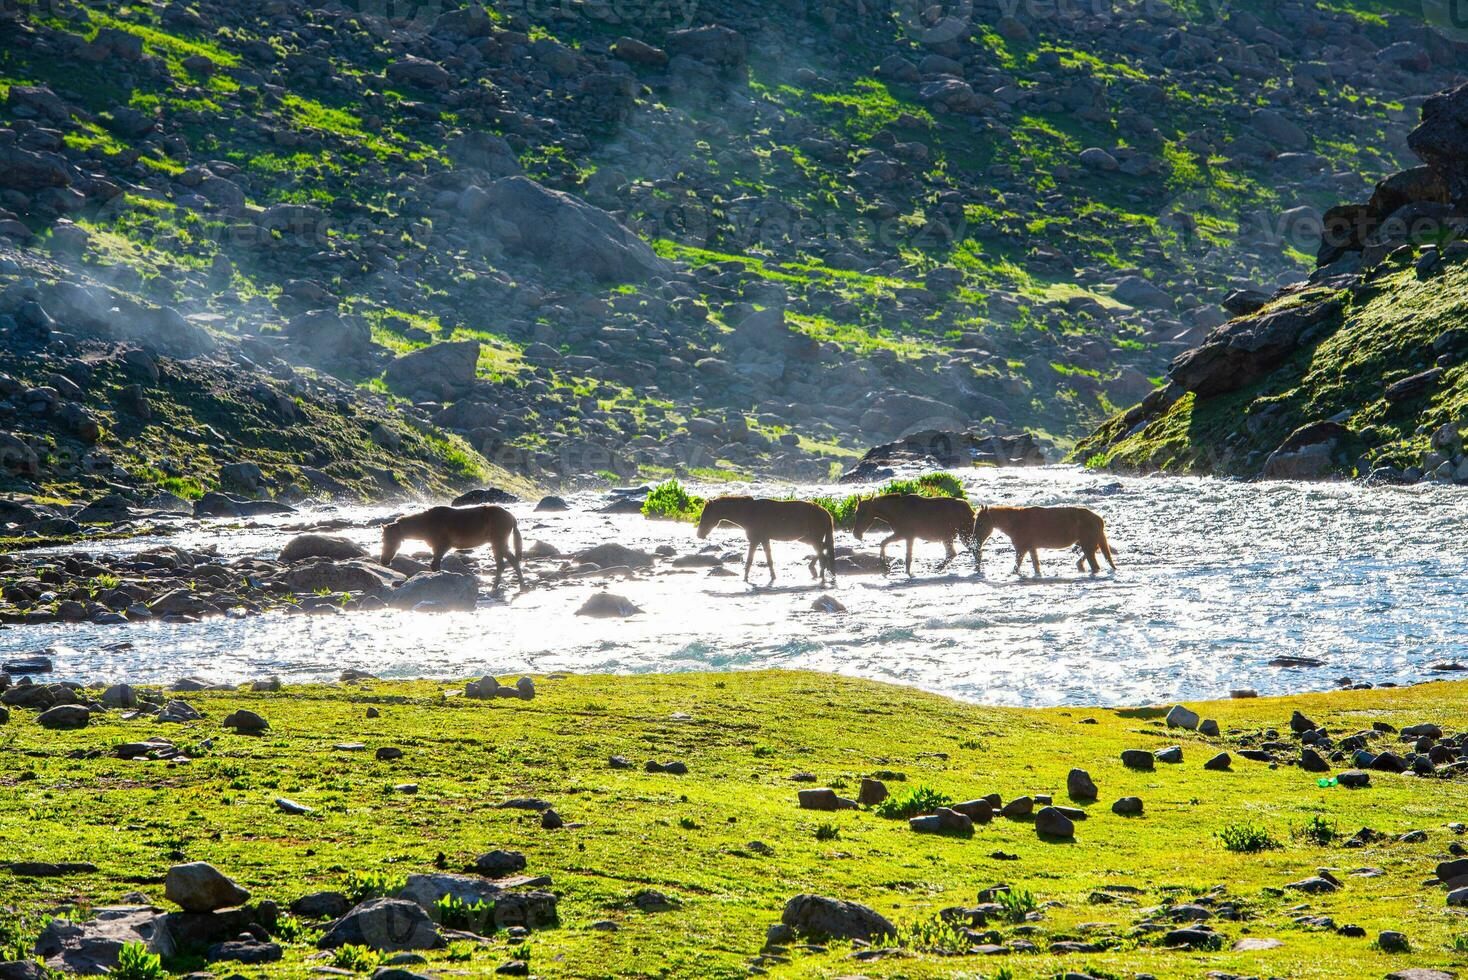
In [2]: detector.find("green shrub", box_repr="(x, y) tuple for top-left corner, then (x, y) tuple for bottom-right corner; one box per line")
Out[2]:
(814, 822), (840, 841)
(331, 943), (380, 972)
(1217, 822), (1281, 853)
(873, 785), (952, 819)
(642, 479), (705, 522)
(897, 914), (970, 953)
(110, 943), (166, 980)
(1294, 814), (1339, 846)
(434, 893), (492, 931)
(996, 887), (1037, 923)
(341, 869), (404, 903)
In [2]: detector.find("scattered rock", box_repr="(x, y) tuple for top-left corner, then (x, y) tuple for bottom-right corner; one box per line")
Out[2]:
(317, 898), (445, 951)
(1112, 796), (1143, 816)
(1035, 806), (1075, 839)
(1165, 705), (1199, 730)
(576, 592), (642, 618)
(1067, 768), (1098, 801)
(781, 894), (896, 942)
(164, 863), (250, 913)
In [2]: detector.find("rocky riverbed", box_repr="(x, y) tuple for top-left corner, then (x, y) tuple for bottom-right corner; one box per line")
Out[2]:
(2, 466), (1467, 707)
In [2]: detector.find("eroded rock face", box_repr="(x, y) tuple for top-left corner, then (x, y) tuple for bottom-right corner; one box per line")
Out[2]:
(1409, 81), (1468, 207)
(1168, 299), (1343, 397)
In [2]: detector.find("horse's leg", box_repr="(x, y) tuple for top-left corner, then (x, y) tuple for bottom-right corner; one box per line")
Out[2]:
(878, 534), (900, 575)
(1011, 538), (1024, 576)
(1030, 548), (1042, 576)
(905, 537), (914, 576)
(430, 544), (446, 572)
(491, 540), (505, 591)
(763, 539), (776, 584)
(743, 540), (756, 583)
(936, 537), (956, 570)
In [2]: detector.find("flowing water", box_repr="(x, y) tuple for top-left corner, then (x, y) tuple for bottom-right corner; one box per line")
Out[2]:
(5, 467), (1467, 707)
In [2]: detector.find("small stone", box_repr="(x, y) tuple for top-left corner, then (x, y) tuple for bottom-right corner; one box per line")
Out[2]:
(376, 747), (403, 761)
(275, 798), (313, 815)
(473, 850), (527, 877)
(1165, 705), (1199, 730)
(541, 809), (564, 829)
(1112, 796), (1143, 816)
(1000, 796), (1033, 819)
(608, 755), (633, 769)
(1120, 749), (1154, 770)
(798, 788), (857, 811)
(1035, 806), (1074, 839)
(1290, 710), (1318, 734)
(1377, 930), (1410, 953)
(1204, 752), (1232, 771)
(366, 707), (380, 718)
(1066, 768), (1097, 801)
(857, 778), (888, 806)
(222, 709), (269, 733)
(1155, 746), (1183, 764)
(1337, 769), (1371, 788)
(1199, 719), (1220, 737)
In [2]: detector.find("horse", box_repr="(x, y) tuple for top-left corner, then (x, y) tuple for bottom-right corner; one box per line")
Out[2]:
(696, 496), (836, 586)
(973, 505), (1116, 576)
(852, 494), (977, 575)
(380, 504), (525, 590)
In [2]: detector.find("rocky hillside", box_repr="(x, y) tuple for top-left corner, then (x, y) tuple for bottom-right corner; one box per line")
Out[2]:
(1075, 81), (1468, 484)
(2, 0), (1467, 501)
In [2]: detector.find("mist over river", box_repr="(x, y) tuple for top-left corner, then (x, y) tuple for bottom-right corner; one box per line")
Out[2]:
(5, 467), (1467, 707)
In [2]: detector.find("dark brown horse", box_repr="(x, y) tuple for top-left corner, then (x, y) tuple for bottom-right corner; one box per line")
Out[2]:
(696, 496), (836, 586)
(852, 494), (977, 575)
(381, 505), (524, 590)
(973, 505), (1116, 576)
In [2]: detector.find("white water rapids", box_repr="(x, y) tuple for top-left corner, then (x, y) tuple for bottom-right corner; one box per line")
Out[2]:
(5, 467), (1466, 707)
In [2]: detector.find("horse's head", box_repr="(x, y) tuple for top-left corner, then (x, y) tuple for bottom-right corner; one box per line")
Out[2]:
(851, 497), (876, 540)
(695, 498), (723, 539)
(972, 505), (993, 563)
(380, 521), (403, 565)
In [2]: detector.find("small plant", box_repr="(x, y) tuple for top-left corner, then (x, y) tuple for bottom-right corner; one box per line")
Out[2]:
(110, 942), (166, 980)
(897, 914), (969, 953)
(996, 887), (1037, 923)
(331, 943), (381, 972)
(434, 893), (492, 931)
(678, 816), (699, 830)
(642, 479), (705, 522)
(1217, 822), (1282, 853)
(342, 869), (405, 903)
(1452, 934), (1468, 953)
(510, 943), (531, 962)
(814, 822), (840, 841)
(1294, 814), (1339, 846)
(874, 785), (953, 819)
(271, 912), (317, 944)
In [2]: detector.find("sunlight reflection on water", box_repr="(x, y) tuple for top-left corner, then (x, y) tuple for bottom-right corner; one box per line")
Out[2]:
(5, 467), (1467, 706)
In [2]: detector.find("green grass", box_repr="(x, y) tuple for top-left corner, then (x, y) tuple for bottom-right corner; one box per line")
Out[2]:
(1, 672), (1467, 978)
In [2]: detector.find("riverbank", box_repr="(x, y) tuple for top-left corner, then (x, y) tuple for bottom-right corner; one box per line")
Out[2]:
(2, 670), (1466, 978)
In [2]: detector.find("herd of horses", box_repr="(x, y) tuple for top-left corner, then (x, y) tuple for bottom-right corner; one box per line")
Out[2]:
(378, 493), (1117, 592)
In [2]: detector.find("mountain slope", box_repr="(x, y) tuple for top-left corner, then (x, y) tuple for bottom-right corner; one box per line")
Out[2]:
(2, 0), (1467, 499)
(1074, 81), (1468, 484)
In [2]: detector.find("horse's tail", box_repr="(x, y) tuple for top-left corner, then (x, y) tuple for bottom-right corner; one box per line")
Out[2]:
(512, 523), (523, 564)
(1098, 524), (1116, 569)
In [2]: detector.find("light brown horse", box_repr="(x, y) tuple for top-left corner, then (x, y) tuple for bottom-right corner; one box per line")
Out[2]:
(696, 496), (836, 586)
(973, 505), (1116, 576)
(381, 505), (524, 590)
(852, 494), (977, 576)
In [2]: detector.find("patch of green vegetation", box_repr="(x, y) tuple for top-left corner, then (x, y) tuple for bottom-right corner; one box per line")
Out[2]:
(642, 479), (705, 522)
(873, 784), (953, 819)
(1, 672), (1465, 977)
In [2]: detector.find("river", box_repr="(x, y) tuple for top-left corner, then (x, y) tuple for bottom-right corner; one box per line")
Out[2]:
(5, 467), (1466, 707)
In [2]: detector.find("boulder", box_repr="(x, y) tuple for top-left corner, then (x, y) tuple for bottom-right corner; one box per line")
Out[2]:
(576, 593), (642, 618)
(480, 177), (672, 283)
(1169, 299), (1343, 397)
(665, 25), (746, 70)
(1035, 806), (1075, 838)
(387, 572), (479, 611)
(1112, 275), (1172, 309)
(222, 710), (269, 734)
(37, 704), (90, 729)
(279, 534), (368, 563)
(1066, 768), (1098, 800)
(1165, 704), (1200, 730)
(317, 898), (445, 951)
(1409, 81), (1468, 207)
(384, 341), (481, 398)
(284, 560), (402, 594)
(781, 894), (895, 942)
(34, 907), (174, 974)
(574, 543), (654, 568)
(164, 863), (250, 912)
(0, 144), (69, 191)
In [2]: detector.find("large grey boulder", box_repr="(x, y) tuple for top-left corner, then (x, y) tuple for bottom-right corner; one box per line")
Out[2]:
(279, 534), (367, 563)
(1409, 81), (1468, 206)
(384, 341), (480, 398)
(1169, 298), (1343, 397)
(387, 572), (479, 611)
(781, 894), (896, 942)
(164, 863), (250, 912)
(35, 907), (174, 974)
(481, 177), (671, 283)
(283, 560), (403, 594)
(317, 898), (445, 951)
